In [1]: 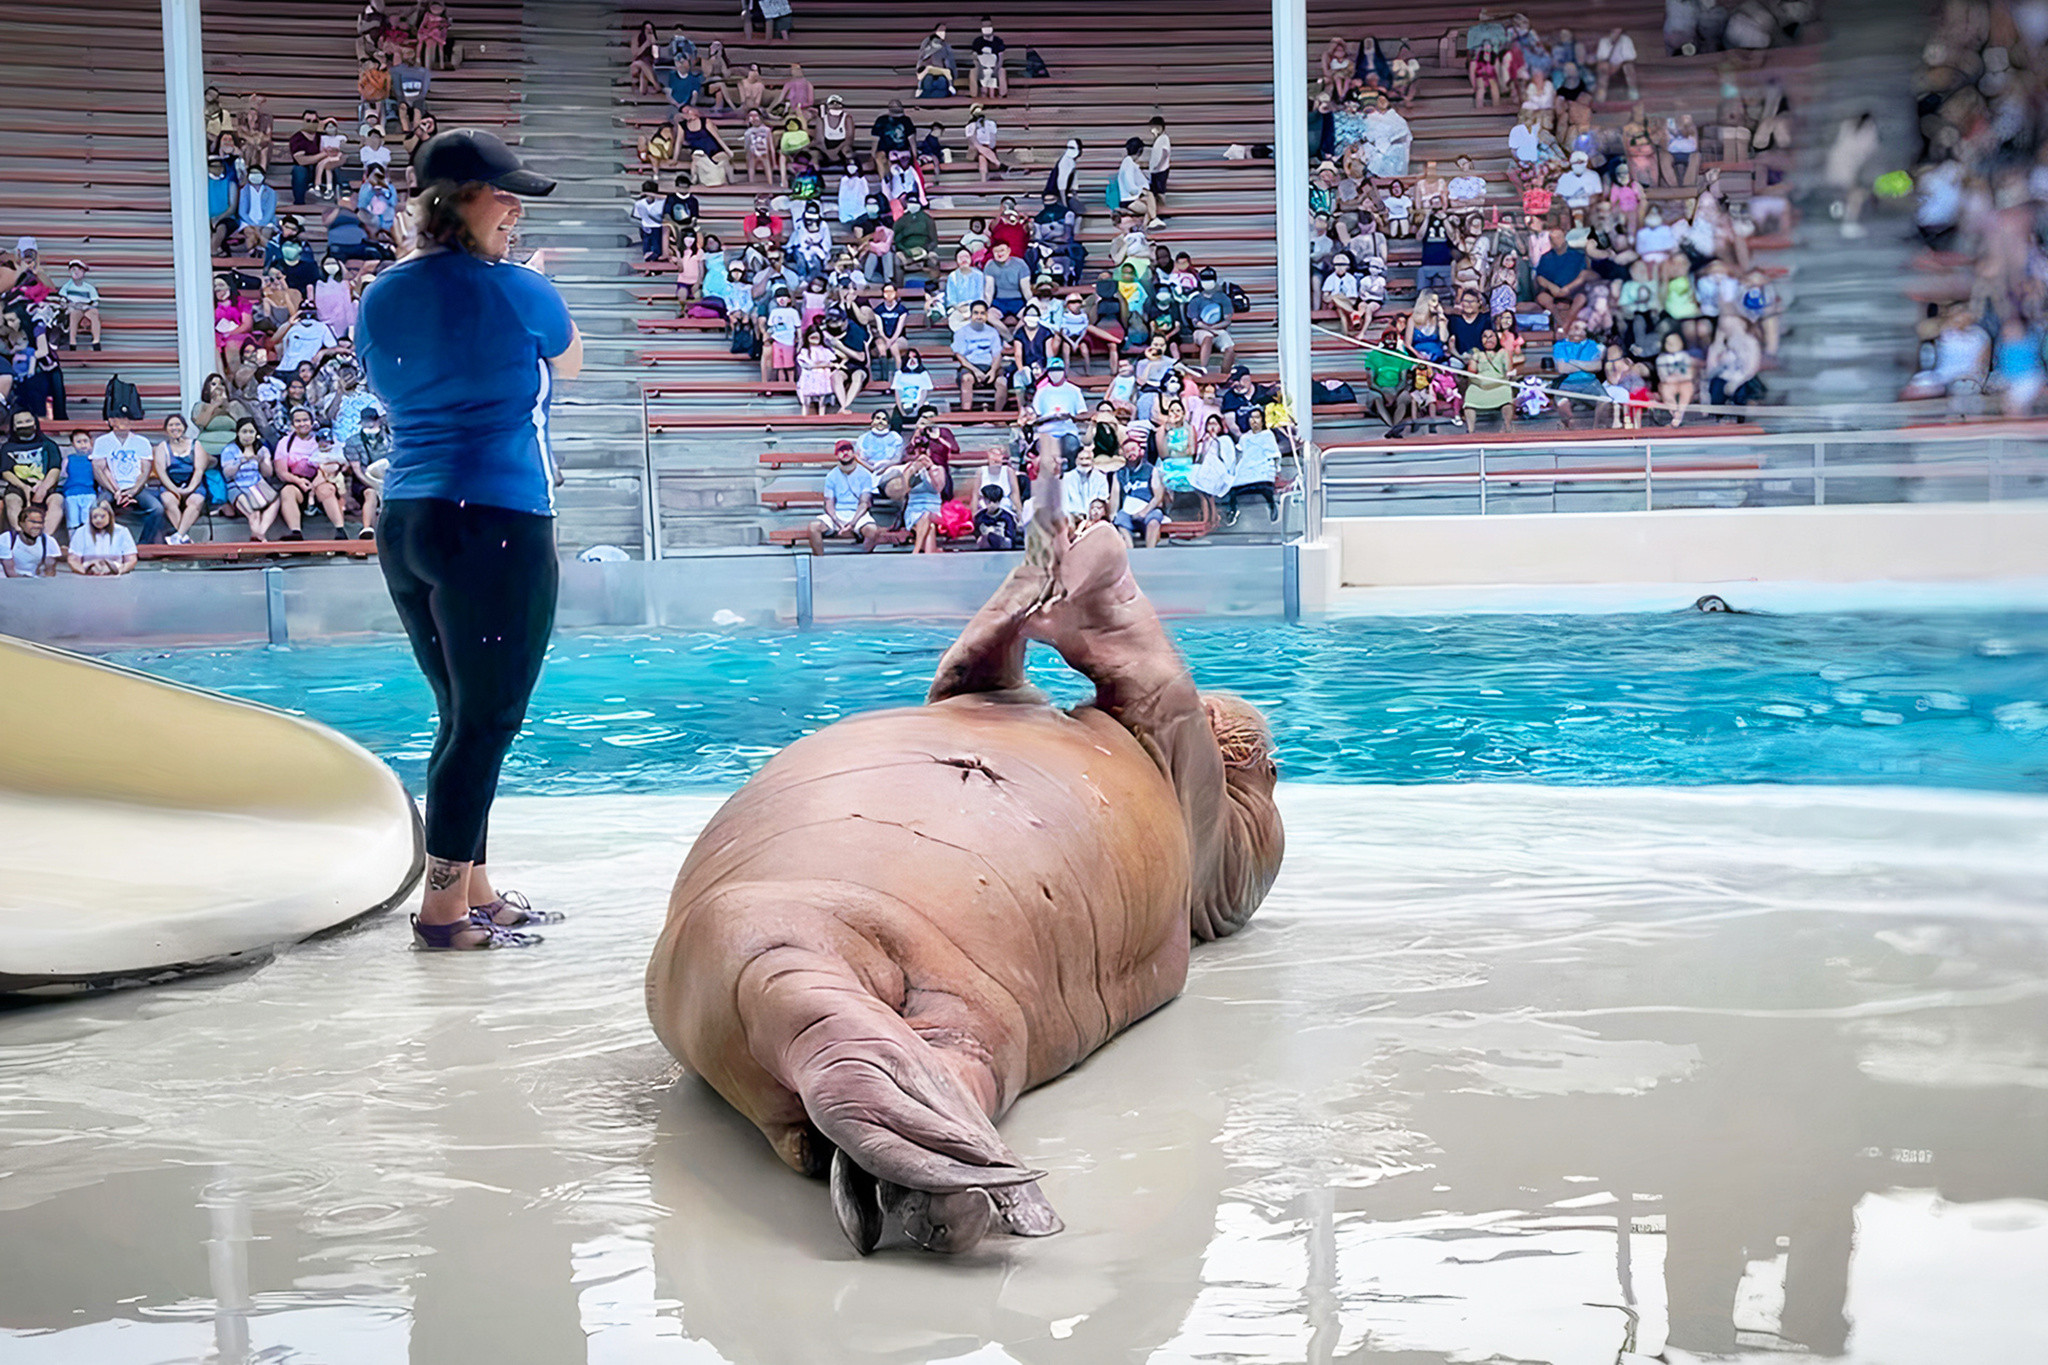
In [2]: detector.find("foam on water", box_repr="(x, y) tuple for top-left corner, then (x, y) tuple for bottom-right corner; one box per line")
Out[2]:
(2, 784), (2044, 1364)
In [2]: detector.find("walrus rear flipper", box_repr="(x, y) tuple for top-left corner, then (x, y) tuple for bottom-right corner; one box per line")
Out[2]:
(740, 945), (1045, 1252)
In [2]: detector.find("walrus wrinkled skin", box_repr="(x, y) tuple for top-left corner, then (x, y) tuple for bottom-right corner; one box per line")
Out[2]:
(646, 502), (1284, 1255)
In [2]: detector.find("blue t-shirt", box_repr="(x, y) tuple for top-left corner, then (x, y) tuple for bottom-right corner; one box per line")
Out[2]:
(357, 251), (574, 516)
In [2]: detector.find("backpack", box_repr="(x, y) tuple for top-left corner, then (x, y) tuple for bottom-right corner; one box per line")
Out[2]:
(1312, 379), (1356, 406)
(729, 323), (760, 358)
(1024, 48), (1050, 79)
(102, 374), (144, 422)
(1226, 283), (1251, 313)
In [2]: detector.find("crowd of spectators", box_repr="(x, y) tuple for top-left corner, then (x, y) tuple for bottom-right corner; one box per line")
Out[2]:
(0, 2), (460, 570)
(629, 20), (1294, 552)
(1900, 0), (2048, 417)
(1307, 12), (1799, 434)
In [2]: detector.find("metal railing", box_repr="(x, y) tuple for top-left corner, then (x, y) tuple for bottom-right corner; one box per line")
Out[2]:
(1313, 422), (2048, 515)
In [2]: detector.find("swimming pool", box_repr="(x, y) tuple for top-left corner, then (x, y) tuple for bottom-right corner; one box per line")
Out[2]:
(109, 609), (2048, 794)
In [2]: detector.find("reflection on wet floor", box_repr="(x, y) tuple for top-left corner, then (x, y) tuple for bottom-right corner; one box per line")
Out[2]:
(1, 784), (2045, 1365)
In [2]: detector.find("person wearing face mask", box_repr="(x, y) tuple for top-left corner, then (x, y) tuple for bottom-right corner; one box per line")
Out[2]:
(354, 165), (401, 250)
(970, 17), (1008, 98)
(357, 129), (583, 951)
(1186, 267), (1237, 373)
(312, 256), (360, 341)
(1011, 305), (1054, 393)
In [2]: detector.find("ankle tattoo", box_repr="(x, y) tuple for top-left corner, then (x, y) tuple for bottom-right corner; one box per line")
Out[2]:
(427, 856), (465, 892)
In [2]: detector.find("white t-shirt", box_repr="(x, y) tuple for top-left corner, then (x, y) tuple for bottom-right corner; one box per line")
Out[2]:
(1062, 466), (1110, 512)
(276, 317), (339, 372)
(1556, 168), (1604, 207)
(1596, 32), (1638, 65)
(1030, 380), (1085, 436)
(0, 530), (60, 576)
(91, 432), (152, 492)
(1508, 123), (1542, 163)
(69, 524), (137, 567)
(1447, 173), (1488, 204)
(1148, 132), (1172, 173)
(359, 142), (393, 171)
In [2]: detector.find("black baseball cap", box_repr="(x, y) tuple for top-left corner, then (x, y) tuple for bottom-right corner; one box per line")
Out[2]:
(414, 128), (556, 196)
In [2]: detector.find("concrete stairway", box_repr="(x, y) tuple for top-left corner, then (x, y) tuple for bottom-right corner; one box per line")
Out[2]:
(1764, 0), (1925, 420)
(517, 0), (763, 554)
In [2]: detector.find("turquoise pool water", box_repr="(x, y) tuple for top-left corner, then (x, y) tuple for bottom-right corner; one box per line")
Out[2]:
(109, 612), (2048, 794)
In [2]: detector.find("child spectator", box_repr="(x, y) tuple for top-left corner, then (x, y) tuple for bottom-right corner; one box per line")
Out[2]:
(973, 483), (1019, 548)
(59, 428), (99, 534)
(357, 54), (394, 134)
(631, 180), (666, 259)
(57, 261), (101, 351)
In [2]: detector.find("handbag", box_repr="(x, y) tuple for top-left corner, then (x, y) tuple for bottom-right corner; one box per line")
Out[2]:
(691, 149), (728, 187)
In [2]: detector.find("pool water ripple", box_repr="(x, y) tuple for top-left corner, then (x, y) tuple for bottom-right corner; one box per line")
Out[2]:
(104, 610), (2048, 796)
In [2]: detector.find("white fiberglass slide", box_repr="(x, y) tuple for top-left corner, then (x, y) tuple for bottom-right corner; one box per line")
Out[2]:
(0, 634), (423, 993)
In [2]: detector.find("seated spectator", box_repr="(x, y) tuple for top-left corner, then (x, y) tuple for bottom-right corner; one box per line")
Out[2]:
(662, 50), (703, 109)
(1446, 155), (1489, 208)
(2, 410), (63, 537)
(1462, 327), (1518, 431)
(92, 413), (160, 543)
(899, 445), (947, 553)
(152, 414), (211, 545)
(964, 105), (1002, 182)
(53, 260), (102, 352)
(1111, 439), (1165, 547)
(890, 349), (935, 427)
(415, 0), (460, 70)
(1594, 26), (1639, 101)
(213, 276), (255, 370)
(66, 500), (137, 575)
(807, 441), (881, 555)
(952, 300), (1008, 410)
(916, 24), (957, 99)
(269, 406), (348, 537)
(985, 240), (1030, 321)
(1533, 226), (1595, 320)
(1448, 288), (1491, 357)
(1556, 151), (1604, 210)
(701, 41), (734, 112)
(779, 63), (816, 117)
(973, 483), (1019, 549)
(1224, 407), (1280, 523)
(628, 21), (662, 96)
(1705, 316), (1766, 415)
(238, 169), (279, 251)
(0, 503), (60, 577)
(971, 17), (1009, 98)
(1062, 446), (1112, 517)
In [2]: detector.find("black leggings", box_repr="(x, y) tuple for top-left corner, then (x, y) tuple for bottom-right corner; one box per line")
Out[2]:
(377, 498), (558, 864)
(1224, 481), (1277, 516)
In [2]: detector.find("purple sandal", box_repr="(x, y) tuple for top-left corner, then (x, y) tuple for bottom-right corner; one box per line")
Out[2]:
(468, 890), (565, 927)
(411, 911), (545, 950)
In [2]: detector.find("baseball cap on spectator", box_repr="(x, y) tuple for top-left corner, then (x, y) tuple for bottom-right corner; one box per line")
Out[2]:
(1565, 227), (1591, 248)
(1046, 356), (1066, 373)
(15, 236), (37, 257)
(834, 439), (856, 457)
(414, 127), (557, 196)
(68, 259), (87, 272)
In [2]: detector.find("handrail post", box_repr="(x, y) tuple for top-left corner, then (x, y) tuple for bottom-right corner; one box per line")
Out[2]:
(1643, 441), (1654, 511)
(641, 386), (662, 560)
(1813, 440), (1826, 505)
(1477, 445), (1487, 515)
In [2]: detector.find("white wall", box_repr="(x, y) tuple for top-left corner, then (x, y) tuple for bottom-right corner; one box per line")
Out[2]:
(1326, 503), (2048, 590)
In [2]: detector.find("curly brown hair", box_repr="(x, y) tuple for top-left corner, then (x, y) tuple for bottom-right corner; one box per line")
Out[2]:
(410, 180), (493, 255)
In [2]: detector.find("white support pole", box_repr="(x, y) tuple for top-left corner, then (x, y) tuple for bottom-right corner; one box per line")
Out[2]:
(1271, 0), (1317, 539)
(163, 0), (213, 417)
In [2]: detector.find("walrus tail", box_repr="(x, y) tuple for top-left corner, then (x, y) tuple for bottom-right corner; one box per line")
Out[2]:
(739, 945), (1043, 1196)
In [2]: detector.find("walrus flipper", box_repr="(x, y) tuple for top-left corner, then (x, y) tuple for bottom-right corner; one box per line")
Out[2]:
(741, 946), (1043, 1196)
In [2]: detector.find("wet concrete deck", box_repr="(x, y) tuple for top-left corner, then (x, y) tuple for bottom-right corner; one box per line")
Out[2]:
(2, 784), (2045, 1364)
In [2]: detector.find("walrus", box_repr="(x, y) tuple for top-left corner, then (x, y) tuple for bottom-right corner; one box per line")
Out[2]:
(645, 476), (1285, 1255)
